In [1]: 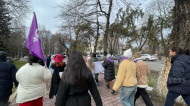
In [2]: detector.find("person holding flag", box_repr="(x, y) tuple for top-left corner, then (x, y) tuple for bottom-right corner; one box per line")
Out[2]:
(16, 13), (52, 106)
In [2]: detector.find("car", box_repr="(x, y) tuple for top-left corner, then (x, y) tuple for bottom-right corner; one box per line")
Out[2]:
(23, 56), (29, 59)
(113, 54), (122, 60)
(96, 55), (104, 61)
(7, 56), (13, 62)
(141, 54), (157, 61)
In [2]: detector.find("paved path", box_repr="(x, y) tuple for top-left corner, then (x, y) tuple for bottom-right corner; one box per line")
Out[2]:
(145, 60), (164, 72)
(9, 73), (147, 106)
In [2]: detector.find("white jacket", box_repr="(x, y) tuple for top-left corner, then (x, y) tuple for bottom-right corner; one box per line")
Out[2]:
(16, 63), (52, 103)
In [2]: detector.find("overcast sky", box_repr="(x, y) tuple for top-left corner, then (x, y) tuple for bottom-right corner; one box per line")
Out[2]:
(25, 0), (62, 34)
(25, 0), (151, 34)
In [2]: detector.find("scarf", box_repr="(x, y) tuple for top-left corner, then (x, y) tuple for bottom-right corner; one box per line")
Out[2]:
(107, 57), (114, 63)
(133, 58), (143, 63)
(120, 57), (129, 62)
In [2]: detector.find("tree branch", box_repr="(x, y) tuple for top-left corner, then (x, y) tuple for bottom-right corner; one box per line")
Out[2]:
(97, 0), (108, 16)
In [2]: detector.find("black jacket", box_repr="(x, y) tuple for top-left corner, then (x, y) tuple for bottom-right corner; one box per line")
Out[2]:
(55, 75), (102, 106)
(49, 63), (66, 99)
(102, 59), (115, 81)
(167, 54), (190, 94)
(0, 58), (18, 100)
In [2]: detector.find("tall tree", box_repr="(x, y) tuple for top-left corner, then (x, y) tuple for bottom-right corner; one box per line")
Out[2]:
(97, 0), (113, 52)
(39, 26), (52, 56)
(5, 0), (30, 27)
(155, 0), (190, 105)
(148, 0), (174, 56)
(110, 5), (144, 52)
(170, 0), (190, 50)
(0, 0), (11, 51)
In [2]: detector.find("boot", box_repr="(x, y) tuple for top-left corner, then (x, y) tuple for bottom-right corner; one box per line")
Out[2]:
(111, 90), (117, 95)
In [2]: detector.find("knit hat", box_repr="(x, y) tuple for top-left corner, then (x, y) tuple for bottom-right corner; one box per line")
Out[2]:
(54, 54), (63, 62)
(106, 54), (111, 58)
(134, 52), (141, 59)
(123, 48), (132, 58)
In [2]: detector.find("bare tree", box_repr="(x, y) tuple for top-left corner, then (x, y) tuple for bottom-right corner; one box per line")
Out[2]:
(147, 0), (174, 56)
(5, 0), (31, 27)
(97, 0), (113, 52)
(39, 26), (52, 56)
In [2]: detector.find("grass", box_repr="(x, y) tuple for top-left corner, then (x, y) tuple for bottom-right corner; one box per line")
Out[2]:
(115, 66), (119, 75)
(12, 61), (27, 92)
(148, 76), (158, 87)
(14, 61), (27, 70)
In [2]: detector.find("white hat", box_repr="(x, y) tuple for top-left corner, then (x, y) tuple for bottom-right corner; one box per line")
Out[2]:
(123, 48), (132, 58)
(106, 54), (111, 58)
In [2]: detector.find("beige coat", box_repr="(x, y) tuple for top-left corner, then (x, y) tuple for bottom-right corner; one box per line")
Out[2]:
(135, 59), (150, 88)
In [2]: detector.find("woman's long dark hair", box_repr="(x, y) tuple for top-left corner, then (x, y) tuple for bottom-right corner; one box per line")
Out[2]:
(62, 51), (92, 88)
(28, 55), (40, 65)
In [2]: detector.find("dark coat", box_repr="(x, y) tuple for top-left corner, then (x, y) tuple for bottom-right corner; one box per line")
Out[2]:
(0, 58), (18, 100)
(55, 76), (102, 106)
(102, 59), (115, 81)
(49, 63), (66, 99)
(167, 54), (190, 94)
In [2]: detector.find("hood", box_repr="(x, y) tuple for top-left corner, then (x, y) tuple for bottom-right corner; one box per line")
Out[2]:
(177, 54), (190, 64)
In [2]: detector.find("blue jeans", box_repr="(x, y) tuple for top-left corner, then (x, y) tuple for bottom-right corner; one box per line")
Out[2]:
(165, 91), (190, 106)
(120, 85), (137, 106)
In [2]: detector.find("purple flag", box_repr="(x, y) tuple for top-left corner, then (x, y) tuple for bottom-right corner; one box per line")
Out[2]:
(27, 13), (45, 60)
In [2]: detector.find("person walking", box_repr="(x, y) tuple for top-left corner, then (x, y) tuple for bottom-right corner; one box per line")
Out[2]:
(113, 49), (137, 106)
(55, 51), (102, 106)
(91, 53), (99, 85)
(46, 55), (51, 68)
(165, 47), (190, 106)
(102, 54), (116, 95)
(0, 51), (18, 106)
(133, 52), (153, 106)
(16, 55), (52, 106)
(85, 56), (94, 74)
(49, 54), (66, 99)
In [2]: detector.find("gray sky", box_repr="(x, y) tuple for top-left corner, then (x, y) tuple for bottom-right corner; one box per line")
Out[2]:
(25, 0), (62, 34)
(25, 0), (151, 34)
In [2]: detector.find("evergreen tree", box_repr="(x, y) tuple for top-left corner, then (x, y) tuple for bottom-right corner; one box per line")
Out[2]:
(0, 0), (11, 51)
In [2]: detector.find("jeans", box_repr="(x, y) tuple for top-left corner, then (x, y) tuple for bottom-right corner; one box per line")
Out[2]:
(120, 85), (137, 106)
(135, 87), (153, 106)
(165, 91), (190, 106)
(118, 59), (120, 64)
(0, 98), (8, 106)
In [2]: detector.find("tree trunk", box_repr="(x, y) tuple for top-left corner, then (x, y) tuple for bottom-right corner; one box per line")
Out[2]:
(160, 19), (168, 56)
(155, 0), (190, 105)
(94, 17), (100, 54)
(170, 0), (190, 50)
(139, 37), (148, 51)
(103, 0), (113, 52)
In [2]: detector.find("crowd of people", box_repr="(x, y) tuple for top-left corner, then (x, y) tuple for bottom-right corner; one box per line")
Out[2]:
(0, 46), (190, 106)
